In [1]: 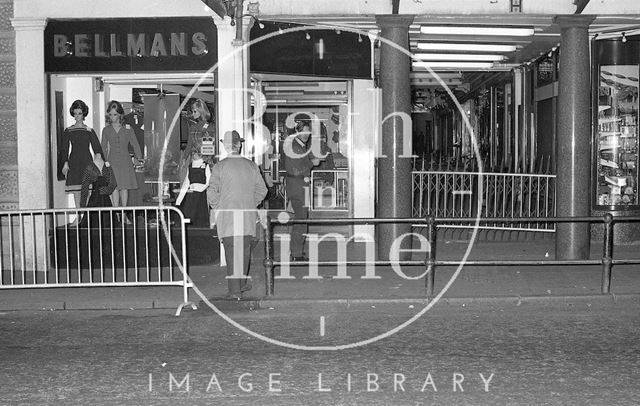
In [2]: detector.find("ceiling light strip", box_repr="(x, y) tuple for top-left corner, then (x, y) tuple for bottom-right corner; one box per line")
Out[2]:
(413, 53), (506, 61)
(420, 26), (534, 36)
(413, 61), (494, 69)
(416, 43), (517, 52)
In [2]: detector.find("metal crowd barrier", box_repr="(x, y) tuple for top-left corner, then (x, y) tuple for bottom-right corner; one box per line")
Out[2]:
(412, 171), (557, 232)
(0, 206), (196, 316)
(263, 214), (640, 298)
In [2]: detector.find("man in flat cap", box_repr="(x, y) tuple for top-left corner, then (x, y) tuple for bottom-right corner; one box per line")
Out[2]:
(283, 121), (320, 261)
(208, 130), (267, 299)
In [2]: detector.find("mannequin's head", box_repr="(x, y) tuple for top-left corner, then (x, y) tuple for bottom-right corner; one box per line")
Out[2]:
(106, 100), (125, 125)
(190, 99), (211, 122)
(69, 99), (89, 123)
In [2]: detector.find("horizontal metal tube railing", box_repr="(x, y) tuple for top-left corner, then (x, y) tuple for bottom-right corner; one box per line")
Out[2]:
(267, 259), (606, 267)
(263, 214), (640, 298)
(272, 216), (640, 225)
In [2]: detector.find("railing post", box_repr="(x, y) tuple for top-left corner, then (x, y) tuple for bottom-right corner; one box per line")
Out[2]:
(601, 213), (614, 294)
(425, 215), (436, 299)
(263, 215), (275, 297)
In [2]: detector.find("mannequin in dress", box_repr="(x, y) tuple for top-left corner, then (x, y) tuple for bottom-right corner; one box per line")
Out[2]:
(60, 99), (103, 209)
(182, 98), (216, 178)
(101, 100), (144, 211)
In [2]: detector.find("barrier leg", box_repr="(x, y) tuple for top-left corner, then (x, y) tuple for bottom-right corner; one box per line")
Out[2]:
(175, 281), (198, 316)
(264, 216), (275, 297)
(601, 213), (614, 294)
(175, 210), (197, 316)
(425, 216), (436, 300)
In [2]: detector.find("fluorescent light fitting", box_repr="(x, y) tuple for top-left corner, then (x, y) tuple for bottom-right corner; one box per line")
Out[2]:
(416, 43), (517, 52)
(413, 61), (494, 69)
(420, 26), (534, 36)
(414, 53), (506, 61)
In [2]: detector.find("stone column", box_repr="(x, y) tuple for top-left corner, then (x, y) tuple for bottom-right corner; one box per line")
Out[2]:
(554, 15), (594, 259)
(11, 17), (48, 210)
(216, 20), (247, 154)
(11, 18), (48, 271)
(375, 15), (414, 260)
(213, 17), (252, 266)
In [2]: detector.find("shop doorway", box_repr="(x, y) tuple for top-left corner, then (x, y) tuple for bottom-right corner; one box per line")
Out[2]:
(252, 78), (352, 234)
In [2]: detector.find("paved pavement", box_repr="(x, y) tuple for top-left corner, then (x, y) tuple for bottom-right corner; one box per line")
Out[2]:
(1, 302), (639, 405)
(1, 235), (638, 312)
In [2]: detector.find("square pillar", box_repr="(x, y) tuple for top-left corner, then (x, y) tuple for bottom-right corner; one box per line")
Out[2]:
(11, 17), (48, 209)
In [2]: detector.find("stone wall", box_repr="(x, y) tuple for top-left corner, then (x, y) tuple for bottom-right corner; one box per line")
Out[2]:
(0, 0), (16, 210)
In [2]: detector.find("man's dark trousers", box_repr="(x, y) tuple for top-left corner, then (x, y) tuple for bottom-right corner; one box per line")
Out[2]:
(221, 235), (253, 294)
(286, 176), (309, 258)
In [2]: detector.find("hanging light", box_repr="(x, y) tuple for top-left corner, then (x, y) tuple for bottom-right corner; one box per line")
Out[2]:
(306, 32), (311, 40)
(622, 32), (628, 43)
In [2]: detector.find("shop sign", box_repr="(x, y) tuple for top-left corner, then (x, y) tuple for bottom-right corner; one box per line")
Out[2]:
(250, 22), (371, 79)
(45, 18), (217, 73)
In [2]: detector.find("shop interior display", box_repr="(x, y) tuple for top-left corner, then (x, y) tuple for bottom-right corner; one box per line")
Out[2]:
(596, 65), (639, 208)
(260, 99), (350, 213)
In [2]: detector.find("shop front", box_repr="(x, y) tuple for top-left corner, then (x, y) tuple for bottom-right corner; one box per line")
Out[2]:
(44, 17), (219, 210)
(12, 0), (241, 211)
(248, 22), (377, 237)
(44, 17), (217, 207)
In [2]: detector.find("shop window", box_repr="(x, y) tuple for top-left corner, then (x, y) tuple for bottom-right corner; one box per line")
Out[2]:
(596, 65), (639, 208)
(260, 104), (349, 213)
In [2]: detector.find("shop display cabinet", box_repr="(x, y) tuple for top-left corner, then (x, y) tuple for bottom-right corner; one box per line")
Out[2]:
(595, 65), (639, 210)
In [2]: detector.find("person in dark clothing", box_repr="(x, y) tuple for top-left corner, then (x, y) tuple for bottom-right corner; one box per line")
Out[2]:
(78, 154), (117, 228)
(176, 151), (211, 228)
(283, 122), (320, 261)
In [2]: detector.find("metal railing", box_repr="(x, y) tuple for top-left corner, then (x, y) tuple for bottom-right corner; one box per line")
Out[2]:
(0, 206), (196, 316)
(412, 171), (557, 232)
(263, 214), (640, 298)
